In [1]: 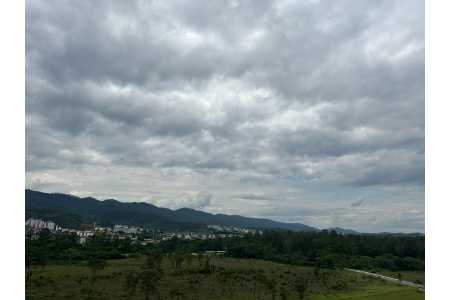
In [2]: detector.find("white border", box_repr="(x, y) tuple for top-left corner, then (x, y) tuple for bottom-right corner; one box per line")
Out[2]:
(0, 0), (25, 298)
(0, 0), (444, 298)
(426, 0), (450, 299)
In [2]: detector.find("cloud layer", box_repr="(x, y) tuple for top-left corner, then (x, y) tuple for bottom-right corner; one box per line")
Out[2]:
(26, 0), (424, 232)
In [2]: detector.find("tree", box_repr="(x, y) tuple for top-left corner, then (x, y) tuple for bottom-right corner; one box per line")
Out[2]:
(265, 278), (277, 300)
(202, 257), (212, 274)
(125, 271), (139, 297)
(280, 287), (288, 300)
(139, 252), (163, 300)
(294, 276), (308, 300)
(254, 272), (276, 300)
(168, 253), (176, 269)
(174, 253), (184, 271)
(63, 248), (80, 265)
(87, 257), (107, 285)
(25, 246), (33, 284)
(253, 272), (269, 299)
(185, 254), (193, 269)
(140, 268), (162, 300)
(87, 257), (107, 274)
(169, 287), (185, 300)
(313, 265), (321, 278)
(316, 253), (338, 269)
(197, 253), (204, 266)
(29, 247), (49, 270)
(145, 251), (163, 271)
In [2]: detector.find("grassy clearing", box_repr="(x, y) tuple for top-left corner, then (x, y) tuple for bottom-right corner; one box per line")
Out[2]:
(26, 256), (424, 300)
(312, 285), (423, 300)
(373, 270), (425, 285)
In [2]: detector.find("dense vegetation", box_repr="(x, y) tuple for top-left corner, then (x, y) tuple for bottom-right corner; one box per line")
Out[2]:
(26, 256), (424, 300)
(224, 230), (424, 272)
(26, 229), (424, 273)
(26, 229), (425, 299)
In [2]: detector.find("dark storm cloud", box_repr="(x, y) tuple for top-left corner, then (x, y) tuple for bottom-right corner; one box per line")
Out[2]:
(26, 0), (424, 231)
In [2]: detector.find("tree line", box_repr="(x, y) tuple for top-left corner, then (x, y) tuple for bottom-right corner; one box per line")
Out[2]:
(157, 230), (424, 272)
(26, 229), (424, 273)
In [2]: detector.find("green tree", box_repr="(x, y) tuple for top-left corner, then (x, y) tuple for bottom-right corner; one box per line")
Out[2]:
(265, 278), (277, 300)
(169, 287), (185, 300)
(125, 271), (139, 297)
(25, 246), (33, 284)
(280, 287), (288, 300)
(294, 276), (308, 300)
(174, 253), (184, 271)
(145, 251), (163, 271)
(185, 254), (193, 269)
(87, 257), (107, 285)
(35, 251), (49, 269)
(253, 272), (268, 299)
(140, 268), (162, 300)
(313, 265), (321, 278)
(139, 252), (164, 300)
(168, 253), (176, 269)
(63, 248), (79, 265)
(197, 253), (204, 267)
(202, 257), (212, 274)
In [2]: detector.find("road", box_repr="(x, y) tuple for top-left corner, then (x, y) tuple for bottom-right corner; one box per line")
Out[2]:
(345, 268), (425, 291)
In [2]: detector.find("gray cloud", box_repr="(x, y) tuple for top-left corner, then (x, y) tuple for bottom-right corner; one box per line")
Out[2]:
(350, 197), (366, 208)
(231, 193), (278, 201)
(26, 0), (424, 232)
(151, 191), (212, 210)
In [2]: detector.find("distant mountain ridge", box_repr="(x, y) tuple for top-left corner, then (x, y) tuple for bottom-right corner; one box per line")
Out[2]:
(25, 190), (318, 232)
(324, 227), (360, 235)
(322, 227), (424, 236)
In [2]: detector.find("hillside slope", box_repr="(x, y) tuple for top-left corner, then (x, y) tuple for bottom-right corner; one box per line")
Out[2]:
(25, 190), (317, 232)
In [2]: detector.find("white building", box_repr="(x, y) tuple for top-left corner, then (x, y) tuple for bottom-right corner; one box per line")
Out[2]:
(26, 218), (59, 231)
(77, 231), (94, 237)
(46, 221), (56, 231)
(113, 224), (141, 234)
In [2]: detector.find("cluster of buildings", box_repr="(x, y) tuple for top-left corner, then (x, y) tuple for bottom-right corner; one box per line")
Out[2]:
(138, 232), (245, 245)
(25, 219), (142, 244)
(113, 224), (142, 234)
(207, 224), (259, 234)
(138, 227), (263, 245)
(26, 218), (61, 231)
(175, 232), (242, 240)
(26, 218), (260, 245)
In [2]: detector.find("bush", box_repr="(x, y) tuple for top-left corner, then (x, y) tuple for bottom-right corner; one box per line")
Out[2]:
(400, 257), (424, 271)
(374, 254), (401, 271)
(350, 256), (375, 270)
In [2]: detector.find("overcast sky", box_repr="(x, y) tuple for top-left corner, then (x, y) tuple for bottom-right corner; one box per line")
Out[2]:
(25, 0), (424, 233)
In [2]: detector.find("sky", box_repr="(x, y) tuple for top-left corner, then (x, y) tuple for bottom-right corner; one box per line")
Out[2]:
(25, 0), (424, 233)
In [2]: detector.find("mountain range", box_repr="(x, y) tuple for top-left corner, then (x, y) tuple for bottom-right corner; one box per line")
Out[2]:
(324, 227), (360, 235)
(25, 190), (318, 232)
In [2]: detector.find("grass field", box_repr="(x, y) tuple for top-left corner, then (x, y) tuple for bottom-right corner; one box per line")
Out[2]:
(312, 286), (423, 300)
(374, 270), (425, 285)
(26, 256), (424, 300)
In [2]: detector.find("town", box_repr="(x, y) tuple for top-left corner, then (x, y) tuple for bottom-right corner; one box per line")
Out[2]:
(25, 218), (262, 245)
